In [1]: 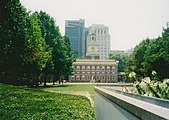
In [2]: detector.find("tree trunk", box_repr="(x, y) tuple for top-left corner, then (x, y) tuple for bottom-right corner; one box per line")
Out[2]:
(35, 75), (39, 87)
(44, 75), (47, 86)
(49, 76), (51, 83)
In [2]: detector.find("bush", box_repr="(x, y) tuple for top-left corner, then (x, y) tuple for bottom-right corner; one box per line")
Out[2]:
(130, 71), (169, 100)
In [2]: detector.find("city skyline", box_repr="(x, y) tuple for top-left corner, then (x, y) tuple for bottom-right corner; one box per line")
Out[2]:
(21, 0), (169, 50)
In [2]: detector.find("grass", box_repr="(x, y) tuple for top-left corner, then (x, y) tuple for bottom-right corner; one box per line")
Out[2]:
(42, 84), (96, 99)
(43, 84), (95, 93)
(42, 83), (132, 100)
(0, 83), (95, 120)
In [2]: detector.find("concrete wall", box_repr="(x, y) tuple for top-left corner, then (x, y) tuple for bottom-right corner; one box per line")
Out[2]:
(94, 91), (140, 120)
(94, 86), (169, 120)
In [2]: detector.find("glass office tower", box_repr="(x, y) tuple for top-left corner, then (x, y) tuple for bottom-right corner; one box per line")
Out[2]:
(65, 19), (86, 58)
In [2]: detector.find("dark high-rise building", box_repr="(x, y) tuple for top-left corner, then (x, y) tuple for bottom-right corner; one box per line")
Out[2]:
(65, 19), (86, 58)
(85, 27), (89, 56)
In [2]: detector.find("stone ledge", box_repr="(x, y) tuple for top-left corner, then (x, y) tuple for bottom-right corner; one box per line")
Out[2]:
(95, 86), (169, 120)
(106, 86), (169, 109)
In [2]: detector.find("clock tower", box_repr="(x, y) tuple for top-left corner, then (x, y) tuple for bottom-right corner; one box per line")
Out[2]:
(86, 33), (100, 60)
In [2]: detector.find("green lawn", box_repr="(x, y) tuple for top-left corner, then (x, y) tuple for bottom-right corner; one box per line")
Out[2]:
(42, 84), (96, 99)
(42, 83), (132, 100)
(0, 83), (95, 120)
(43, 84), (95, 93)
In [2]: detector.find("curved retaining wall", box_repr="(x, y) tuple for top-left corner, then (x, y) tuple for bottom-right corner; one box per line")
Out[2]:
(94, 86), (169, 120)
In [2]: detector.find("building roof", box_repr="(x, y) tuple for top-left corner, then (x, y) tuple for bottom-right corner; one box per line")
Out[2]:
(89, 33), (96, 36)
(73, 59), (118, 65)
(90, 24), (107, 27)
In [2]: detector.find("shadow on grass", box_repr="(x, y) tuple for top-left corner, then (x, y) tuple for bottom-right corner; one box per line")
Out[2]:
(56, 84), (72, 87)
(39, 84), (72, 89)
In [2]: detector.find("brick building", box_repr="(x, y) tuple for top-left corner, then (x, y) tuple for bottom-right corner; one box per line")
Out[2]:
(69, 59), (118, 83)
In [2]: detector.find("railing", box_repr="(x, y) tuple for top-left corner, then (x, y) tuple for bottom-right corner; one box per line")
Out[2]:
(94, 86), (169, 120)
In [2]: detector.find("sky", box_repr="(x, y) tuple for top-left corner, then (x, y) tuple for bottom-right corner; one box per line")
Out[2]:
(20, 0), (169, 51)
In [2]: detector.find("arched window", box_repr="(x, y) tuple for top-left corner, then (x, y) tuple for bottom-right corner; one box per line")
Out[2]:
(82, 66), (85, 70)
(76, 75), (80, 80)
(107, 66), (110, 71)
(92, 66), (95, 71)
(71, 76), (74, 80)
(77, 66), (80, 70)
(87, 66), (90, 70)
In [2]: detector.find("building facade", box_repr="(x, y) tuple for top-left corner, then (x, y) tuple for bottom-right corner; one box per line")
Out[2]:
(88, 24), (110, 59)
(65, 19), (86, 58)
(69, 59), (118, 83)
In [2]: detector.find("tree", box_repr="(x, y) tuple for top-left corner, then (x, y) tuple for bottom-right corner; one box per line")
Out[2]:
(33, 11), (62, 84)
(0, 1), (75, 86)
(145, 27), (169, 79)
(33, 11), (76, 85)
(60, 36), (76, 81)
(0, 0), (31, 83)
(108, 52), (127, 72)
(24, 15), (50, 87)
(159, 27), (169, 75)
(125, 38), (152, 78)
(126, 26), (169, 81)
(0, 0), (50, 86)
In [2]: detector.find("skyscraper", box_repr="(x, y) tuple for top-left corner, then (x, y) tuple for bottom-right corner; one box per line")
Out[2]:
(84, 27), (89, 56)
(65, 19), (86, 58)
(87, 24), (110, 59)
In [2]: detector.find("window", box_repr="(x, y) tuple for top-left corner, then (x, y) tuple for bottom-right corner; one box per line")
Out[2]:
(82, 66), (85, 70)
(112, 66), (115, 71)
(97, 66), (100, 70)
(90, 37), (92, 41)
(87, 66), (90, 70)
(104, 30), (106, 34)
(77, 66), (80, 70)
(92, 66), (95, 71)
(76, 76), (80, 80)
(91, 55), (95, 60)
(71, 76), (74, 80)
(107, 76), (110, 80)
(112, 76), (115, 80)
(102, 66), (105, 71)
(82, 76), (85, 80)
(107, 66), (110, 71)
